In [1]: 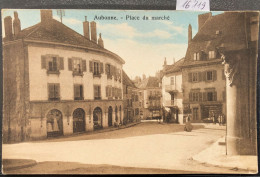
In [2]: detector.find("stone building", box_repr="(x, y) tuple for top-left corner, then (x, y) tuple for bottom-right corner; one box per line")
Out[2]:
(122, 71), (141, 123)
(3, 10), (125, 142)
(162, 58), (184, 124)
(182, 12), (259, 155)
(137, 77), (162, 120)
(182, 13), (227, 123)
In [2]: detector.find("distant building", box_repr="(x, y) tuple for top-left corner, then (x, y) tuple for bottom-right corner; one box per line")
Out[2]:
(137, 77), (162, 120)
(122, 70), (141, 124)
(162, 58), (184, 124)
(3, 10), (125, 142)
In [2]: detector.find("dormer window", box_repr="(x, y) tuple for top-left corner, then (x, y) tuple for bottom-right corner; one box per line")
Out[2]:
(41, 55), (64, 75)
(209, 50), (216, 59)
(194, 52), (200, 61)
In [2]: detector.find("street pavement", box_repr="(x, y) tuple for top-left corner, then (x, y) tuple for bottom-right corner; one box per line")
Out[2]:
(2, 122), (253, 174)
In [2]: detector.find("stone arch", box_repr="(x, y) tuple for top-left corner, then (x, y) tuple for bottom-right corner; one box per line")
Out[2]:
(93, 107), (102, 130)
(46, 109), (63, 137)
(73, 108), (85, 133)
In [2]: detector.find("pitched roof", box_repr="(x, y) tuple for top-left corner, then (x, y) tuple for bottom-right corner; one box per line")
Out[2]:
(122, 70), (136, 88)
(8, 18), (125, 64)
(137, 77), (160, 89)
(184, 12), (247, 66)
(164, 58), (185, 74)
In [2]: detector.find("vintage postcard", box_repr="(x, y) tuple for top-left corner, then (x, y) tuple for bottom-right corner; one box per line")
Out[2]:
(1, 9), (259, 174)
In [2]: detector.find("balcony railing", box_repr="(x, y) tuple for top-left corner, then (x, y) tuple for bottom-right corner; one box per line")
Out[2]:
(165, 85), (178, 93)
(165, 100), (178, 107)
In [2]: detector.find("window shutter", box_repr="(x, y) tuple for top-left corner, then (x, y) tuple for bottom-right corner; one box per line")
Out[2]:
(189, 92), (192, 102)
(89, 61), (93, 72)
(82, 60), (87, 72)
(68, 58), (73, 71)
(199, 92), (203, 101)
(222, 91), (226, 101)
(41, 55), (46, 69)
(105, 64), (108, 74)
(56, 84), (60, 99)
(213, 70), (217, 81)
(202, 71), (206, 81)
(188, 73), (192, 82)
(74, 85), (80, 98)
(112, 87), (115, 97)
(59, 57), (64, 70)
(213, 91), (217, 101)
(203, 92), (207, 101)
(222, 69), (225, 80)
(106, 86), (108, 97)
(48, 84), (54, 99)
(100, 62), (104, 73)
(198, 72), (202, 82)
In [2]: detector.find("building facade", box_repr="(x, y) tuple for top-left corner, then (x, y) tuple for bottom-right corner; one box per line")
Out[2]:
(3, 10), (125, 142)
(162, 58), (184, 124)
(137, 77), (162, 120)
(122, 71), (141, 124)
(182, 12), (227, 123)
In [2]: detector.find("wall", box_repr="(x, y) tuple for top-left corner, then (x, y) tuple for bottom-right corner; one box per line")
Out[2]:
(27, 44), (123, 101)
(182, 63), (226, 121)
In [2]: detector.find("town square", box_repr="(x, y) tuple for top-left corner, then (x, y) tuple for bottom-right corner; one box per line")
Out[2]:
(2, 9), (259, 174)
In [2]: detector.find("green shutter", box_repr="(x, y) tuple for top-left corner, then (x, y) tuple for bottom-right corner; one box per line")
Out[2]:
(82, 60), (87, 72)
(105, 64), (108, 74)
(68, 58), (73, 71)
(213, 70), (217, 81)
(199, 92), (203, 101)
(41, 55), (46, 69)
(188, 73), (192, 82)
(203, 92), (207, 101)
(222, 69), (225, 80)
(213, 91), (217, 101)
(100, 62), (104, 73)
(189, 92), (192, 102)
(55, 84), (60, 99)
(89, 61), (93, 72)
(59, 57), (64, 70)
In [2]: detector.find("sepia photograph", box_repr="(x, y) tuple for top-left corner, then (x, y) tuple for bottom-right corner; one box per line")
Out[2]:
(1, 9), (259, 174)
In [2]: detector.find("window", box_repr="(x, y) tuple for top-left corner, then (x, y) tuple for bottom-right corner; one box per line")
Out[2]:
(192, 73), (198, 82)
(48, 83), (60, 101)
(106, 64), (112, 79)
(170, 77), (174, 85)
(193, 108), (199, 120)
(68, 58), (86, 76)
(94, 85), (101, 100)
(192, 92), (199, 102)
(41, 55), (64, 74)
(189, 91), (202, 102)
(135, 108), (139, 116)
(89, 60), (103, 77)
(206, 71), (213, 81)
(74, 84), (84, 100)
(194, 52), (200, 61)
(94, 62), (100, 75)
(209, 51), (215, 59)
(106, 86), (112, 98)
(207, 92), (214, 101)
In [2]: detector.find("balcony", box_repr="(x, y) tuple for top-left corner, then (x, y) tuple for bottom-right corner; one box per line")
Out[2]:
(165, 100), (178, 107)
(148, 95), (161, 100)
(165, 85), (179, 93)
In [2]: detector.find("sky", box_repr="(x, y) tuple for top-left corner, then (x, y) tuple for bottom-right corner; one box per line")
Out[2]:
(2, 9), (223, 79)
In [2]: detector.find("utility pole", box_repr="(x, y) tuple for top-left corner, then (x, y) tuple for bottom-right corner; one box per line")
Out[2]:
(56, 9), (65, 23)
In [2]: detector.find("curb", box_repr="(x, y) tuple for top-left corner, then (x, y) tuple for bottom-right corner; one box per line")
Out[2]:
(2, 159), (37, 172)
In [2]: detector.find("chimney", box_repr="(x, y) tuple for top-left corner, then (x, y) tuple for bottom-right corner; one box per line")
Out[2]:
(198, 12), (212, 30)
(90, 21), (97, 43)
(4, 16), (13, 40)
(13, 11), (21, 36)
(83, 16), (90, 39)
(188, 24), (192, 43)
(98, 33), (104, 48)
(40, 10), (53, 31)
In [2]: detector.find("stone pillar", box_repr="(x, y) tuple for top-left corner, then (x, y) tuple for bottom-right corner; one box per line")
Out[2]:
(103, 110), (108, 128)
(85, 108), (93, 131)
(222, 50), (257, 155)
